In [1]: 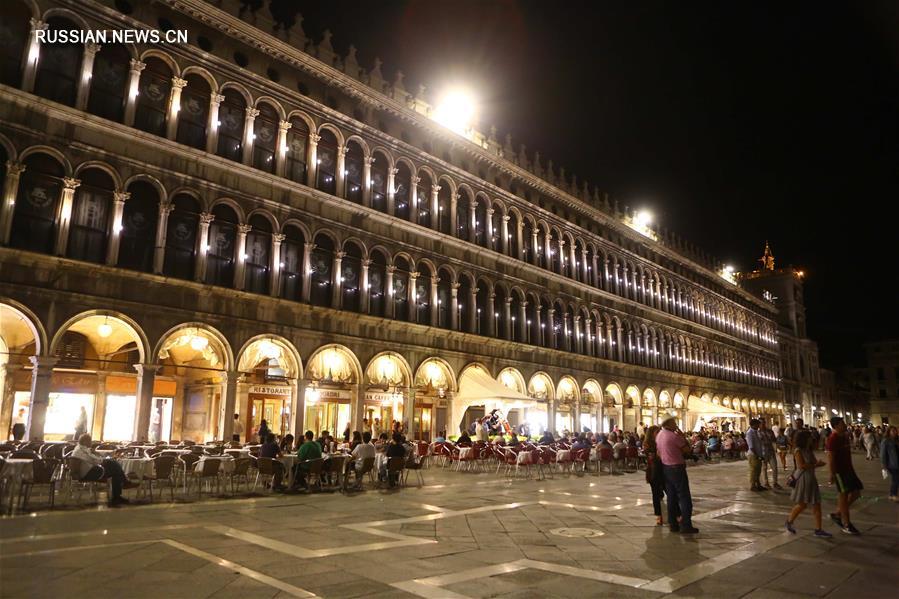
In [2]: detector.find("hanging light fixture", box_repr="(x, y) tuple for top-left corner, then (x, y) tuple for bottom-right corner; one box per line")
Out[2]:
(97, 316), (113, 338)
(189, 328), (209, 351)
(260, 338), (280, 360)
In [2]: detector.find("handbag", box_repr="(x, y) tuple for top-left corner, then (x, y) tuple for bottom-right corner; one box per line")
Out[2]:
(786, 472), (797, 488)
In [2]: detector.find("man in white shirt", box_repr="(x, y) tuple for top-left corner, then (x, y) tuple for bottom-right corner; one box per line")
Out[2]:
(352, 432), (376, 470)
(232, 413), (244, 443)
(71, 434), (134, 506)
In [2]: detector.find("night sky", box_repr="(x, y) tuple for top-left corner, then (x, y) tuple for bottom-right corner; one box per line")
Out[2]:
(293, 0), (899, 369)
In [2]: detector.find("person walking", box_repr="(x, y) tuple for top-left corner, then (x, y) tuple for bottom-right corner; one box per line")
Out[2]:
(644, 425), (669, 526)
(784, 429), (832, 537)
(863, 427), (878, 461)
(657, 417), (698, 534)
(232, 413), (244, 443)
(257, 419), (270, 445)
(760, 419), (781, 489)
(74, 406), (88, 440)
(880, 425), (899, 502)
(776, 427), (789, 470)
(826, 416), (863, 535)
(11, 407), (27, 441)
(746, 419), (766, 491)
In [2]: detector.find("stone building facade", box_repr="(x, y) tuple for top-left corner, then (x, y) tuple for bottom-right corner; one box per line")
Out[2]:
(865, 340), (899, 426)
(0, 0), (782, 444)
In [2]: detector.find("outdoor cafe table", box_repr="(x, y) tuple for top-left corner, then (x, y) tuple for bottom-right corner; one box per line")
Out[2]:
(279, 455), (298, 486)
(1, 458), (34, 514)
(194, 455), (234, 474)
(118, 457), (154, 480)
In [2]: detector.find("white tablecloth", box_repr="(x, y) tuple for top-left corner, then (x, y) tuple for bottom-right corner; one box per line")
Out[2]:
(194, 456), (234, 474)
(279, 455), (298, 486)
(374, 453), (388, 471)
(119, 458), (154, 479)
(95, 449), (117, 457)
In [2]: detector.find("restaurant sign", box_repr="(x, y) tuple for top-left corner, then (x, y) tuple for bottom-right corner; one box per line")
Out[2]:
(249, 385), (291, 396)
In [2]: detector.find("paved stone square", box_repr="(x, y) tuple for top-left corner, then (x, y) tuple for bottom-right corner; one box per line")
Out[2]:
(1, 455), (896, 598)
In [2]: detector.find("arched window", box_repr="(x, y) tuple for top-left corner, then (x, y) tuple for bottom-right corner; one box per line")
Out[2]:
(344, 141), (364, 204)
(394, 163), (412, 221)
(490, 207), (501, 252)
(117, 181), (158, 272)
(523, 220), (535, 263)
(416, 265), (431, 325)
(536, 224), (548, 269)
(494, 286), (507, 340)
(205, 204), (237, 287)
(550, 231), (561, 274)
(252, 103), (278, 173)
(510, 292), (522, 342)
(437, 184), (451, 235)
(309, 233), (333, 307)
(437, 269), (452, 329)
(508, 211), (520, 258)
(10, 153), (64, 254)
(0, 2), (29, 87)
(416, 172), (431, 228)
(279, 225), (304, 301)
(476, 284), (489, 336)
(67, 168), (113, 263)
(163, 193), (199, 280)
(475, 199), (488, 247)
(176, 74), (210, 150)
(526, 298), (539, 346)
(315, 129), (337, 195)
(456, 190), (470, 240)
(368, 250), (387, 317)
(285, 116), (309, 185)
(87, 44), (129, 122)
(34, 18), (82, 106)
(370, 152), (388, 213)
(134, 57), (171, 137)
(458, 276), (472, 333)
(552, 301), (566, 350)
(342, 242), (362, 312)
(393, 257), (411, 321)
(539, 301), (551, 348)
(244, 214), (271, 294)
(216, 89), (246, 162)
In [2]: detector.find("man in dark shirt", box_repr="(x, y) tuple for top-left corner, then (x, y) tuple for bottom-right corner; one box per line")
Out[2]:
(292, 430), (323, 490)
(259, 433), (285, 491)
(539, 430), (555, 445)
(385, 432), (407, 487)
(457, 429), (472, 446)
(826, 416), (863, 535)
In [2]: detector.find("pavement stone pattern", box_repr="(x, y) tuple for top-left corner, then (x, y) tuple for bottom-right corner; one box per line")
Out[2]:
(1, 452), (897, 598)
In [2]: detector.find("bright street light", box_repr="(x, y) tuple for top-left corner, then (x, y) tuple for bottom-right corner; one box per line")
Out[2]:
(433, 87), (476, 135)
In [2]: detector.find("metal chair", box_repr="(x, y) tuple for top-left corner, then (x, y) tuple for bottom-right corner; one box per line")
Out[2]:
(19, 457), (59, 510)
(345, 457), (375, 491)
(253, 457), (284, 492)
(404, 454), (426, 487)
(385, 456), (405, 487)
(190, 458), (221, 498)
(144, 455), (177, 502)
(63, 457), (108, 504)
(598, 447), (615, 475)
(299, 458), (324, 491)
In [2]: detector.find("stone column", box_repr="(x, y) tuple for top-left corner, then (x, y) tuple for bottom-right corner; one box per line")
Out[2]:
(91, 372), (107, 440)
(133, 364), (160, 442)
(351, 383), (364, 432)
(270, 233), (285, 297)
(151, 199), (171, 273)
(75, 42), (100, 111)
(558, 239), (567, 276)
(544, 234), (553, 270)
(450, 283), (460, 330)
(573, 315), (582, 354)
(487, 293), (496, 337)
(469, 287), (478, 334)
(26, 356), (58, 442)
(123, 59), (146, 127)
(533, 304), (542, 346)
(22, 19), (47, 93)
(504, 296), (513, 341)
(166, 77), (187, 140)
(293, 379), (307, 436)
(301, 242), (315, 303)
(486, 208), (495, 248)
(103, 190), (130, 266)
(450, 192), (459, 238)
(580, 249), (589, 284)
(501, 215), (510, 255)
(569, 243), (578, 281)
(331, 250), (345, 308)
(362, 156), (374, 207)
(336, 144), (348, 197)
(0, 364), (23, 439)
(306, 133), (321, 187)
(563, 312), (572, 352)
(360, 259), (371, 313)
(206, 94), (224, 154)
(195, 212), (213, 282)
(386, 167), (397, 216)
(547, 308), (556, 349)
(519, 301), (528, 343)
(584, 318), (593, 356)
(385, 266), (396, 319)
(0, 161), (26, 245)
(54, 177), (80, 257)
(220, 370), (240, 441)
(591, 252), (600, 288)
(430, 276), (439, 327)
(531, 230), (540, 266)
(430, 184), (441, 230)
(408, 271), (419, 322)
(241, 106), (260, 165)
(275, 120), (292, 177)
(469, 200), (478, 244)
(409, 176), (420, 222)
(516, 220), (525, 260)
(234, 223), (252, 290)
(404, 388), (416, 438)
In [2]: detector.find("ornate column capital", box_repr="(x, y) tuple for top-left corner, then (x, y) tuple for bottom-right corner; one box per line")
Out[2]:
(129, 59), (146, 73)
(5, 161), (26, 177)
(157, 199), (173, 214)
(409, 271), (420, 279)
(304, 241), (317, 251)
(62, 177), (81, 190)
(309, 133), (322, 146)
(84, 42), (101, 56)
(361, 258), (372, 267)
(431, 184), (441, 194)
(386, 265), (397, 274)
(363, 155), (376, 166)
(278, 119), (292, 132)
(334, 250), (346, 260)
(503, 215), (510, 222)
(210, 93), (225, 106)
(237, 223), (253, 234)
(338, 145), (349, 156)
(411, 176), (421, 186)
(199, 212), (215, 224)
(244, 107), (260, 119)
(171, 77), (188, 89)
(272, 233), (286, 243)
(389, 167), (398, 175)
(29, 18), (48, 33)
(133, 363), (162, 377)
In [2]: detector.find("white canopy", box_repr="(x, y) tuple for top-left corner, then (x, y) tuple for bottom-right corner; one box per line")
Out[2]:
(687, 397), (746, 432)
(454, 369), (542, 434)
